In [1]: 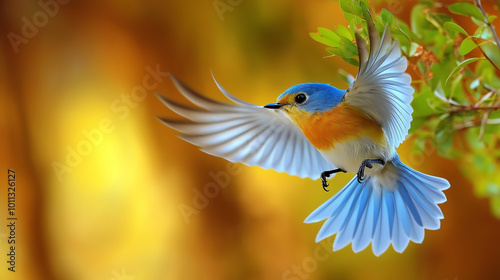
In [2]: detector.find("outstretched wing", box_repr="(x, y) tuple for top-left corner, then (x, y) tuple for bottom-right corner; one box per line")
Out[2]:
(157, 75), (336, 179)
(344, 22), (414, 148)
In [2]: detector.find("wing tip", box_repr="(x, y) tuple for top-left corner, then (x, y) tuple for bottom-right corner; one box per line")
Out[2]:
(155, 116), (182, 130)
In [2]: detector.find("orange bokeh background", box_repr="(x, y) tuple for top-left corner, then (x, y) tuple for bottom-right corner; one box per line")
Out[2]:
(2, 0), (500, 279)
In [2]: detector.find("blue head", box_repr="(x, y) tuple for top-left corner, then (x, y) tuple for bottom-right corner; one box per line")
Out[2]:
(264, 83), (345, 113)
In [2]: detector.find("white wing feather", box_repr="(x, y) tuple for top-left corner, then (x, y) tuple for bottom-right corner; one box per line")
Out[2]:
(345, 24), (414, 148)
(157, 75), (336, 179)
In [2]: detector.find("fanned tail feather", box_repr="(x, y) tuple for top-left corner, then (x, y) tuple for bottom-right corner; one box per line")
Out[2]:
(305, 155), (449, 256)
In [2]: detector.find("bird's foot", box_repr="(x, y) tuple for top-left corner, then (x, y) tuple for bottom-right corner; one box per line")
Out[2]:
(321, 175), (329, 192)
(357, 159), (385, 183)
(320, 169), (347, 192)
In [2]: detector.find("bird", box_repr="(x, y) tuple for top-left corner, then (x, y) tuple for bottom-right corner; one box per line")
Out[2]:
(156, 20), (450, 256)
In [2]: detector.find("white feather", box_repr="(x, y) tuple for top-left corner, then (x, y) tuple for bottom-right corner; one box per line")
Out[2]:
(157, 76), (336, 179)
(345, 26), (414, 148)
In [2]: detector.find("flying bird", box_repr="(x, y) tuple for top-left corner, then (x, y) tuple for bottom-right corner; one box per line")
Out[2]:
(157, 20), (449, 256)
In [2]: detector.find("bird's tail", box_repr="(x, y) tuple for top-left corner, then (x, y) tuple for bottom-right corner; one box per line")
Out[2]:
(304, 155), (450, 256)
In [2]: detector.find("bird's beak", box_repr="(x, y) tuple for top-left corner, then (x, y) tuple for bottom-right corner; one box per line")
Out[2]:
(264, 102), (283, 109)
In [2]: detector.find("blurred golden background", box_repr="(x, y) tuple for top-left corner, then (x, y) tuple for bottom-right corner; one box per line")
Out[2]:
(2, 0), (500, 279)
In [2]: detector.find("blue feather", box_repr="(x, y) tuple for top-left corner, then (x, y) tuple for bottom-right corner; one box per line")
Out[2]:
(277, 83), (345, 113)
(351, 186), (374, 252)
(305, 154), (449, 256)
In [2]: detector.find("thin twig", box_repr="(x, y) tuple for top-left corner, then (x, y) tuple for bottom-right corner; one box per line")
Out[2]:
(449, 105), (500, 114)
(478, 111), (490, 140)
(454, 117), (500, 130)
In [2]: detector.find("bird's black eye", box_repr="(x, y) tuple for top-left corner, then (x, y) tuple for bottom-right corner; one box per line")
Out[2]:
(294, 93), (307, 104)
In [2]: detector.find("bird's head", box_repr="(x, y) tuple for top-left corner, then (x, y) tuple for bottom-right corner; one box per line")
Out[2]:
(264, 83), (345, 123)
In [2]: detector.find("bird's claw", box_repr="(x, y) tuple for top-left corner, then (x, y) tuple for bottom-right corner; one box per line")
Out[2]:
(356, 168), (365, 183)
(321, 174), (330, 192)
(321, 180), (330, 192)
(320, 169), (346, 192)
(356, 162), (367, 182)
(356, 159), (384, 183)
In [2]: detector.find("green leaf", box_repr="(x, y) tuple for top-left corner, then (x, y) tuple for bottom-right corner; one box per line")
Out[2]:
(309, 27), (341, 47)
(471, 16), (485, 26)
(310, 32), (337, 47)
(488, 15), (497, 23)
(336, 25), (353, 40)
(339, 0), (364, 17)
(318, 27), (340, 41)
(339, 36), (358, 57)
(325, 47), (342, 56)
(355, 0), (368, 10)
(326, 45), (357, 61)
(357, 0), (372, 21)
(481, 44), (500, 70)
(381, 8), (393, 26)
(310, 27), (343, 48)
(446, 57), (484, 84)
(443, 22), (468, 36)
(449, 3), (484, 21)
(342, 57), (359, 67)
(459, 37), (478, 55)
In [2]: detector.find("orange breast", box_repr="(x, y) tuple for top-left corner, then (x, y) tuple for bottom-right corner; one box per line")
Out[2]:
(291, 103), (386, 150)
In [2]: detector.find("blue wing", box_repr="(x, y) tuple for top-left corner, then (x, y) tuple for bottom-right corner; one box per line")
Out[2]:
(157, 75), (336, 179)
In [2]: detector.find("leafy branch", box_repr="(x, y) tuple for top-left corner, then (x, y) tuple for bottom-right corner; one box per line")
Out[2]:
(474, 0), (500, 50)
(310, 0), (500, 218)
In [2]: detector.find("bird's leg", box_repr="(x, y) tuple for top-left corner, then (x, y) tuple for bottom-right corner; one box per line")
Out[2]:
(357, 159), (385, 183)
(321, 169), (347, 192)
